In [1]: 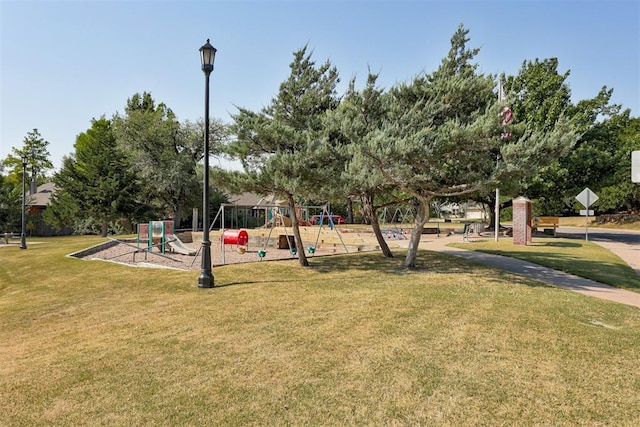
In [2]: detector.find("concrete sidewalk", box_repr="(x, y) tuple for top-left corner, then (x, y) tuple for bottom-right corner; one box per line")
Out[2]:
(422, 233), (640, 310)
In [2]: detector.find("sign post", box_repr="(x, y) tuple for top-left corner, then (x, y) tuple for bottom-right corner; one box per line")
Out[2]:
(575, 188), (599, 241)
(633, 151), (640, 183)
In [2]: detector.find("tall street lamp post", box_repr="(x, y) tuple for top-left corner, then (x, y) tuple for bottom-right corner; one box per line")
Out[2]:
(198, 38), (217, 288)
(20, 154), (28, 250)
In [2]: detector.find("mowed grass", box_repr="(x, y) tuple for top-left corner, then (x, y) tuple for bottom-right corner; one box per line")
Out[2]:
(2, 236), (640, 426)
(451, 237), (640, 291)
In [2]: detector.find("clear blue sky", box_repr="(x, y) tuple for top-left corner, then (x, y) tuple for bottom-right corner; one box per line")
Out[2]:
(1, 0), (639, 171)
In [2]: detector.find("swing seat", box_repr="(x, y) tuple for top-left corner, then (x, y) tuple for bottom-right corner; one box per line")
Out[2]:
(307, 246), (316, 254)
(258, 250), (266, 258)
(290, 247), (297, 255)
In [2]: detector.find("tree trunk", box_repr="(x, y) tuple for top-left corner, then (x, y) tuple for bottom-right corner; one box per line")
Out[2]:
(287, 194), (309, 267)
(173, 202), (183, 230)
(362, 194), (393, 258)
(486, 194), (497, 231)
(404, 199), (429, 269)
(101, 217), (108, 238)
(346, 197), (354, 224)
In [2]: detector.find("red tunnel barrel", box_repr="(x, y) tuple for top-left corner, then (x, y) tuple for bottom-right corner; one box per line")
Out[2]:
(222, 229), (249, 246)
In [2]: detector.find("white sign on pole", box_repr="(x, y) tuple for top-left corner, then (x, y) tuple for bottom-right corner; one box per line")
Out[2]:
(575, 187), (599, 208)
(575, 188), (599, 242)
(633, 151), (640, 183)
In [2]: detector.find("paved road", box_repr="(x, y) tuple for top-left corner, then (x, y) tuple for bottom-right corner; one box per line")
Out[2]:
(557, 226), (640, 245)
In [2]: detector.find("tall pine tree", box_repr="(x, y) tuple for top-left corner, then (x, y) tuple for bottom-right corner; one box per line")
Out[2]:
(327, 72), (398, 258)
(53, 118), (139, 236)
(365, 25), (579, 268)
(226, 46), (340, 266)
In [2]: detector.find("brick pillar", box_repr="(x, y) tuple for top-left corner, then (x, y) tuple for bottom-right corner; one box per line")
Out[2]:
(512, 196), (532, 245)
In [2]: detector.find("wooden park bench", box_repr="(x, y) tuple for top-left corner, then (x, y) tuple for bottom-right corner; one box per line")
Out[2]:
(531, 216), (559, 236)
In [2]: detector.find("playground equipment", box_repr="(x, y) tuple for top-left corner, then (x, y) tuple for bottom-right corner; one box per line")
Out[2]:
(307, 209), (349, 254)
(222, 229), (249, 257)
(167, 237), (197, 256)
(138, 221), (171, 253)
(378, 205), (416, 225)
(309, 214), (346, 226)
(256, 205), (349, 260)
(137, 220), (196, 255)
(257, 207), (298, 260)
(190, 202), (352, 265)
(222, 229), (249, 246)
(208, 202), (326, 232)
(377, 205), (416, 240)
(203, 202), (325, 262)
(106, 237), (183, 264)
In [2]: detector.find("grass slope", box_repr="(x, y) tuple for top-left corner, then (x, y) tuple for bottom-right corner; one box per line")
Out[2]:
(1, 236), (640, 426)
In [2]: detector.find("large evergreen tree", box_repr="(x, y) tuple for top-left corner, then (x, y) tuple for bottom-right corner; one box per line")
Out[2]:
(42, 189), (81, 232)
(225, 46), (340, 267)
(365, 25), (579, 268)
(327, 72), (398, 257)
(1, 129), (54, 233)
(509, 58), (572, 132)
(52, 118), (139, 236)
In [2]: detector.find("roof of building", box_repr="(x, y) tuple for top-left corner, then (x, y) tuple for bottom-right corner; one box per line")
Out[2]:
(29, 182), (56, 207)
(227, 192), (263, 206)
(226, 192), (287, 207)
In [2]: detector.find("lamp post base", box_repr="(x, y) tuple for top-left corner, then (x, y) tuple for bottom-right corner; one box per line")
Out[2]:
(198, 241), (214, 288)
(198, 274), (214, 288)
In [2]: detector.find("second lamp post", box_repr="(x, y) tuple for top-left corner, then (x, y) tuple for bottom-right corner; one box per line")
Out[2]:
(20, 154), (28, 250)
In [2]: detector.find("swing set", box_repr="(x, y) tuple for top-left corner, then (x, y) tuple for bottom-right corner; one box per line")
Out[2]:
(377, 205), (416, 240)
(255, 205), (349, 261)
(190, 202), (350, 265)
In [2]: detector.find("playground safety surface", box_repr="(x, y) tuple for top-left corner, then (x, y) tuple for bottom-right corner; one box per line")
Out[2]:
(77, 238), (363, 270)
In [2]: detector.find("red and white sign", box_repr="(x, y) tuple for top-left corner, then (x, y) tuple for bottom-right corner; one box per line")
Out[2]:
(500, 106), (513, 125)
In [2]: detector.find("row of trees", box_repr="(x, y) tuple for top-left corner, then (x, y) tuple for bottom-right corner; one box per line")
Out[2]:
(220, 26), (637, 267)
(1, 25), (638, 267)
(0, 95), (229, 236)
(47, 93), (231, 236)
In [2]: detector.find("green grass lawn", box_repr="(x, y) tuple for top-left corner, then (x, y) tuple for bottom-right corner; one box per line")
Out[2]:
(2, 236), (640, 426)
(450, 237), (640, 291)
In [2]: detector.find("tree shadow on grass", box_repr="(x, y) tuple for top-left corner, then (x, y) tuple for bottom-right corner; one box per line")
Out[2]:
(307, 249), (551, 289)
(532, 241), (582, 248)
(308, 250), (470, 274)
(212, 249), (556, 291)
(214, 278), (305, 288)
